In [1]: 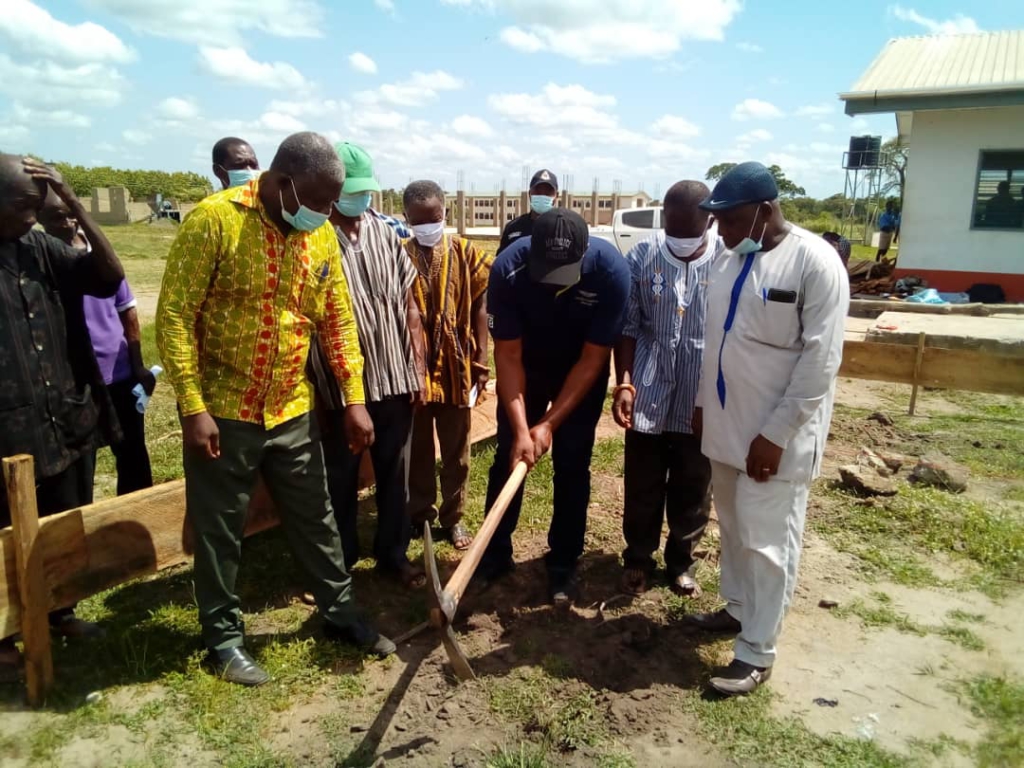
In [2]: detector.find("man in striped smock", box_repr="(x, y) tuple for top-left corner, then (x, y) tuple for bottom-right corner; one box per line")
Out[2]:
(612, 181), (723, 597)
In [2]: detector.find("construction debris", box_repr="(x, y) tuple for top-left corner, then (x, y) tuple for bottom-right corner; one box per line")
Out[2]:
(909, 454), (969, 493)
(838, 464), (898, 497)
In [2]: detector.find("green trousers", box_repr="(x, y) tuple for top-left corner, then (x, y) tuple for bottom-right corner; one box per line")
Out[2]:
(184, 413), (357, 650)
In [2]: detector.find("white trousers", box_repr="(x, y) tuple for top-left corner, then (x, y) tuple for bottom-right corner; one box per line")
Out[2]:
(711, 460), (809, 668)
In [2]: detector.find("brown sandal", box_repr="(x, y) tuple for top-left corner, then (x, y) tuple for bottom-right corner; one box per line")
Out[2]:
(446, 524), (473, 551)
(620, 567), (648, 596)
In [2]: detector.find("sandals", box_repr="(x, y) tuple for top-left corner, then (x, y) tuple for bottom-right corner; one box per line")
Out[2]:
(446, 524), (473, 551)
(670, 573), (703, 598)
(396, 561), (426, 590)
(620, 567), (649, 596)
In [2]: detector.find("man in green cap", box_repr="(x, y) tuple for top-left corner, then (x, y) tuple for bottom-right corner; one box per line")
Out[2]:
(309, 142), (429, 589)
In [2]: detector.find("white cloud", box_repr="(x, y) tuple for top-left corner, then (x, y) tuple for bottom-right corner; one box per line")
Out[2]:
(374, 0), (396, 14)
(890, 5), (980, 34)
(796, 102), (835, 117)
(489, 83), (616, 129)
(651, 115), (701, 139)
(817, 122), (836, 133)
(348, 52), (378, 74)
(198, 47), (306, 91)
(12, 102), (91, 128)
(95, 142), (117, 153)
(0, 124), (30, 145)
(451, 115), (494, 137)
(447, 0), (741, 63)
(258, 111), (307, 133)
(0, 54), (126, 108)
(736, 42), (763, 53)
(737, 128), (773, 144)
(87, 0), (326, 45)
(358, 70), (464, 107)
(123, 129), (152, 145)
(851, 116), (871, 131)
(731, 98), (784, 121)
(1, 0), (134, 64)
(809, 142), (845, 155)
(157, 97), (200, 120)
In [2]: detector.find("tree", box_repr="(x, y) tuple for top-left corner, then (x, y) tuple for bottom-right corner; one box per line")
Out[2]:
(704, 162), (805, 197)
(880, 137), (909, 209)
(49, 161), (213, 203)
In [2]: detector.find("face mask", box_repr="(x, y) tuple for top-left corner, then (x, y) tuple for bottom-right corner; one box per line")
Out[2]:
(335, 192), (372, 218)
(530, 195), (555, 215)
(732, 208), (767, 256)
(664, 218), (710, 261)
(280, 178), (330, 232)
(223, 167), (260, 188)
(411, 220), (445, 248)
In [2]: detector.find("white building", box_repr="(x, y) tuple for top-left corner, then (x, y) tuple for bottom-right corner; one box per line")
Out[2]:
(841, 30), (1024, 301)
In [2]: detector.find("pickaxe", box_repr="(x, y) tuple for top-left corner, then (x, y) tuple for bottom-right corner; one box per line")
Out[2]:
(422, 461), (529, 680)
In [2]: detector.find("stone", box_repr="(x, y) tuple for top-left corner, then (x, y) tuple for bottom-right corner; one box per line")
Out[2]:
(838, 465), (898, 497)
(909, 454), (969, 493)
(867, 411), (894, 427)
(858, 448), (893, 476)
(874, 450), (909, 473)
(818, 599), (839, 610)
(350, 724), (369, 733)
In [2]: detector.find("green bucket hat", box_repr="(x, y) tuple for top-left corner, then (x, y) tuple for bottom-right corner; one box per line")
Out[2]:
(335, 142), (381, 194)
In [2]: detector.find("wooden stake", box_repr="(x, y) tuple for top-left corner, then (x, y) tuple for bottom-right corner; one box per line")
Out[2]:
(3, 455), (53, 706)
(908, 332), (926, 416)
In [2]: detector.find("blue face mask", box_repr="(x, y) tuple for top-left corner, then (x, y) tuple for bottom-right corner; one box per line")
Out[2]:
(732, 207), (767, 256)
(224, 167), (260, 188)
(530, 194), (555, 215)
(280, 178), (330, 232)
(335, 192), (372, 218)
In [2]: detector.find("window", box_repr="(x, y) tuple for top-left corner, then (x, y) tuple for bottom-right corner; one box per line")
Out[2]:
(972, 150), (1024, 230)
(621, 209), (655, 229)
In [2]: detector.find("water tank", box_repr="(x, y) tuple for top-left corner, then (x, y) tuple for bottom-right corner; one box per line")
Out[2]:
(847, 136), (868, 169)
(863, 135), (882, 168)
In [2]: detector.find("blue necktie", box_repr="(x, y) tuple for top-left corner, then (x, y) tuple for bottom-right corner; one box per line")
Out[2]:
(716, 252), (757, 408)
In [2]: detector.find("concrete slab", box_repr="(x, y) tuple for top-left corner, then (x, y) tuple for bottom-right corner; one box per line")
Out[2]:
(865, 312), (1024, 356)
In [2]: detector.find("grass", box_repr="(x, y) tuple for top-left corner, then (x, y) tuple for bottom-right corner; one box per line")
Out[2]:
(961, 675), (1024, 767)
(835, 592), (987, 651)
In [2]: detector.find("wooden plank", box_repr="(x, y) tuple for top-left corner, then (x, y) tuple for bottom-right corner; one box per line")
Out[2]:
(908, 332), (927, 416)
(3, 455), (54, 706)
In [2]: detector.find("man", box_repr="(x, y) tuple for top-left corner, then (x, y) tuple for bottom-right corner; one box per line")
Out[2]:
(212, 137), (260, 190)
(404, 181), (492, 550)
(984, 181), (1022, 229)
(38, 190), (156, 495)
(157, 132), (395, 687)
(0, 155), (125, 676)
(821, 231), (852, 268)
(310, 143), (427, 588)
(688, 162), (849, 696)
(481, 208), (630, 604)
(498, 169), (558, 253)
(613, 181), (722, 597)
(875, 200), (899, 260)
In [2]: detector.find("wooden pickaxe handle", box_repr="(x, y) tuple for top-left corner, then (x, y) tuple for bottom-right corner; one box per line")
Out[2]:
(443, 461), (528, 608)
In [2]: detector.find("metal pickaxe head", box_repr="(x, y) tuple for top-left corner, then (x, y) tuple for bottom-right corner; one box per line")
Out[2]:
(423, 522), (475, 680)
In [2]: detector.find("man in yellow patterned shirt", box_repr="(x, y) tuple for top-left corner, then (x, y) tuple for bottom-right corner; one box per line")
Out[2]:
(157, 132), (394, 686)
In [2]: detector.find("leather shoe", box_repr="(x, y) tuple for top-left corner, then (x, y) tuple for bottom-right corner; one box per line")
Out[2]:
(683, 608), (742, 634)
(709, 659), (772, 696)
(324, 619), (396, 658)
(548, 571), (578, 607)
(205, 647), (270, 687)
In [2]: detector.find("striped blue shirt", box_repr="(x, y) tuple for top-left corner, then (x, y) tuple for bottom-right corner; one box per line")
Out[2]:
(622, 230), (723, 435)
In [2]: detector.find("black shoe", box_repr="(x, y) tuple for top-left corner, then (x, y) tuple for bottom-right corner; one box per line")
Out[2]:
(548, 571), (578, 607)
(475, 558), (515, 588)
(324, 619), (396, 658)
(709, 659), (772, 696)
(683, 608), (742, 634)
(205, 647), (270, 687)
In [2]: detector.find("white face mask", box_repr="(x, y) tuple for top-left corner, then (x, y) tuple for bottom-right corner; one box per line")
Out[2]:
(412, 220), (445, 248)
(664, 218), (710, 261)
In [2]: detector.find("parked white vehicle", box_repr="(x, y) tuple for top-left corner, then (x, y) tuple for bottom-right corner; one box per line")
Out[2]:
(589, 207), (663, 254)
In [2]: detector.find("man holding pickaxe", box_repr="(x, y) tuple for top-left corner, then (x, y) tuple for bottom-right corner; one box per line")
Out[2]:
(477, 208), (630, 605)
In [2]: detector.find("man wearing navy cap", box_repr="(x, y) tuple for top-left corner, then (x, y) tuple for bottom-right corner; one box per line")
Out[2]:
(688, 162), (849, 695)
(481, 208), (630, 604)
(497, 169), (559, 254)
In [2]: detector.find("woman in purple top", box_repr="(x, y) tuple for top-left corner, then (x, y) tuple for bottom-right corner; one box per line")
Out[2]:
(39, 191), (156, 494)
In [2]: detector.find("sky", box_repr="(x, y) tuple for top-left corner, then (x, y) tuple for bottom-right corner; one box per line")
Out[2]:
(1, 0), (1022, 199)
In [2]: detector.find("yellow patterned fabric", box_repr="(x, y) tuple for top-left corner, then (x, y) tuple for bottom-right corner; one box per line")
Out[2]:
(156, 180), (364, 429)
(406, 234), (492, 406)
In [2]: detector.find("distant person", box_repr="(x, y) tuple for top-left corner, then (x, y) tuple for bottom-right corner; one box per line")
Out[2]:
(874, 200), (899, 260)
(211, 137), (260, 190)
(480, 208), (630, 605)
(38, 190), (156, 495)
(613, 181), (722, 597)
(821, 231), (851, 268)
(0, 155), (126, 678)
(498, 169), (558, 253)
(689, 162), (849, 696)
(984, 181), (1022, 228)
(157, 132), (395, 687)
(310, 143), (428, 588)
(403, 180), (492, 551)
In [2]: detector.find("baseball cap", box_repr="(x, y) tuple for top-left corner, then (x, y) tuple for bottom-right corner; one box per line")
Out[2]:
(335, 142), (381, 194)
(528, 208), (588, 286)
(699, 161), (778, 212)
(529, 168), (558, 192)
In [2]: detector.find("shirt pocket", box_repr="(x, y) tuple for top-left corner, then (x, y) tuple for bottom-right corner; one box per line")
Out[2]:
(741, 287), (801, 349)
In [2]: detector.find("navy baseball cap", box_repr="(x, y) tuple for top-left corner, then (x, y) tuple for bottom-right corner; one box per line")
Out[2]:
(529, 168), (558, 191)
(528, 208), (588, 286)
(699, 161), (778, 212)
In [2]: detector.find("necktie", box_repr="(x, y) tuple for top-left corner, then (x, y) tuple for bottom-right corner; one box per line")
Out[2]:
(716, 252), (756, 408)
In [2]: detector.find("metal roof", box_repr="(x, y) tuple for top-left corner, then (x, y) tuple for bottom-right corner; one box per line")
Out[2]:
(840, 31), (1024, 114)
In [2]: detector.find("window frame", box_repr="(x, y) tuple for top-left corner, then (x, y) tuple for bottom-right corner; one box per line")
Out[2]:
(969, 148), (1024, 233)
